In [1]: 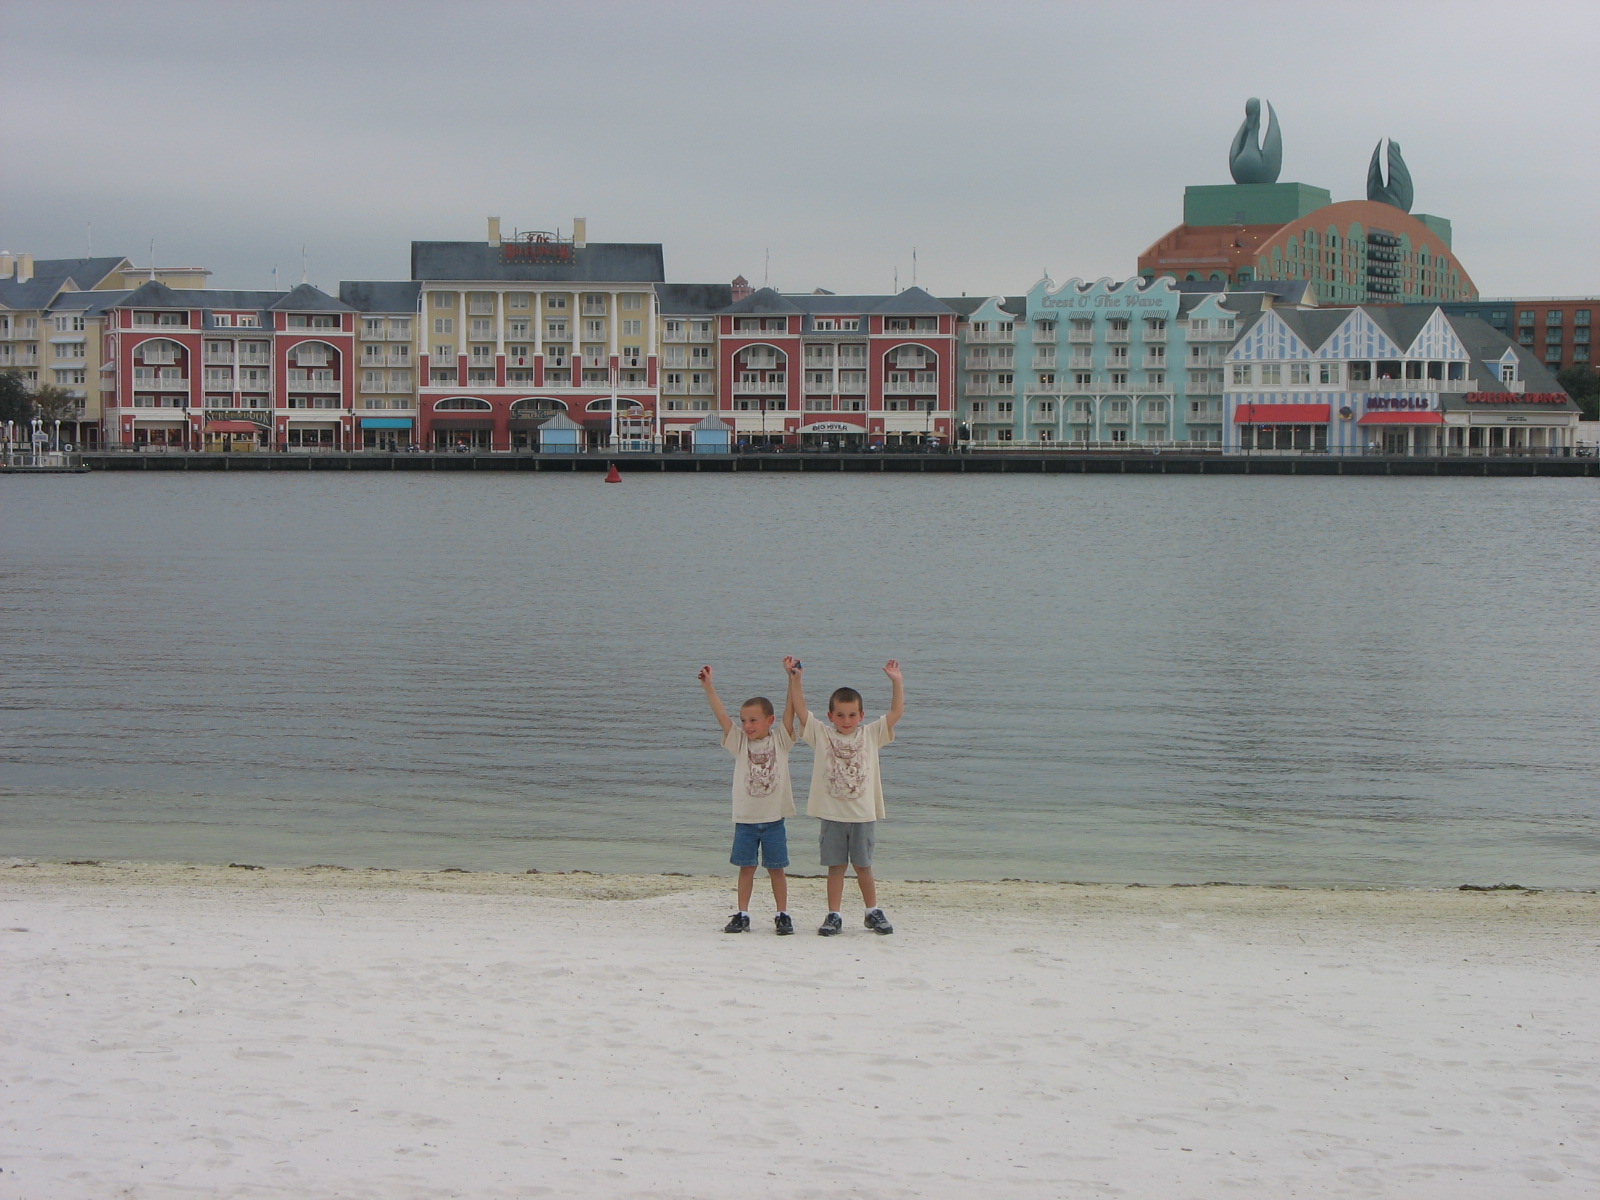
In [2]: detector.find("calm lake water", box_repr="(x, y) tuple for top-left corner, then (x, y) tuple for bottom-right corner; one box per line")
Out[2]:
(2, 470), (1597, 888)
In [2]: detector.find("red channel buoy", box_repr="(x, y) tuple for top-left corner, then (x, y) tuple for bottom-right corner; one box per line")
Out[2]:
(604, 462), (622, 483)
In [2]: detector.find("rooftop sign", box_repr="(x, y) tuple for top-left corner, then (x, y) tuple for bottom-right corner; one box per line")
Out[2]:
(1463, 392), (1568, 404)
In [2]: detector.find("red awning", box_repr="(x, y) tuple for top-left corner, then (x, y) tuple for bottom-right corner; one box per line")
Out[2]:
(204, 420), (262, 433)
(1358, 411), (1444, 425)
(1234, 403), (1332, 424)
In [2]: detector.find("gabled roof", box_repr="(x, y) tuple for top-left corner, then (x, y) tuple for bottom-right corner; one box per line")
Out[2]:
(116, 280), (351, 312)
(0, 275), (72, 310)
(411, 241), (665, 283)
(1444, 314), (1565, 395)
(268, 283), (353, 312)
(49, 290), (132, 316)
(655, 283), (734, 314)
(722, 287), (805, 315)
(33, 257), (131, 290)
(538, 412), (585, 430)
(339, 281), (423, 313)
(692, 413), (734, 430)
(871, 286), (957, 315)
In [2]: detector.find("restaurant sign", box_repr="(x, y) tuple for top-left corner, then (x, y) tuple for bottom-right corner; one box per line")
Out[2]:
(1365, 395), (1433, 412)
(1463, 392), (1569, 404)
(205, 409), (271, 425)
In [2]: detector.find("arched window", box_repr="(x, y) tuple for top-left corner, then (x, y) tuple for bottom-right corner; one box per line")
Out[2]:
(434, 397), (492, 411)
(585, 398), (643, 412)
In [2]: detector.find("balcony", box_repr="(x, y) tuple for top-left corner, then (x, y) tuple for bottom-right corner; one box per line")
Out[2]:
(733, 380), (787, 395)
(886, 379), (938, 395)
(204, 351), (234, 366)
(688, 329), (714, 343)
(1067, 329), (1094, 344)
(964, 380), (1015, 397)
(287, 373), (341, 392)
(139, 350), (179, 366)
(1032, 326), (1057, 345)
(1069, 355), (1094, 371)
(1105, 328), (1131, 344)
(1143, 327), (1167, 343)
(1144, 354), (1168, 369)
(1031, 354), (1058, 370)
(965, 329), (1013, 344)
(1350, 375), (1466, 393)
(1187, 406), (1222, 422)
(203, 372), (234, 389)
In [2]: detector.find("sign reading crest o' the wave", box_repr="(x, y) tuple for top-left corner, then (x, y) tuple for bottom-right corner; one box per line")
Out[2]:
(1030, 277), (1180, 319)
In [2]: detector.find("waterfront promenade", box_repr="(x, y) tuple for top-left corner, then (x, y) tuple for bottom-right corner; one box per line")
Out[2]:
(78, 449), (1600, 476)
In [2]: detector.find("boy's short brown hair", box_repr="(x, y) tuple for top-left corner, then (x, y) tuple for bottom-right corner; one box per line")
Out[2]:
(828, 687), (862, 713)
(741, 696), (775, 717)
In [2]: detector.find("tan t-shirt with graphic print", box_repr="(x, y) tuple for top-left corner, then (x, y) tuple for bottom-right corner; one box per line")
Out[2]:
(801, 712), (894, 823)
(722, 724), (798, 823)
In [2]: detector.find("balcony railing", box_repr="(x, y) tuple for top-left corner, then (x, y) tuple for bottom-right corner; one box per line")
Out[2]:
(733, 381), (787, 395)
(1067, 329), (1094, 344)
(1105, 328), (1131, 343)
(286, 374), (341, 392)
(1032, 327), (1057, 345)
(1349, 376), (1469, 392)
(885, 380), (938, 395)
(1032, 354), (1057, 370)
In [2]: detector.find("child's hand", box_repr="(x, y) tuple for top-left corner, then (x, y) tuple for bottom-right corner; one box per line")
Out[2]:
(698, 665), (713, 685)
(783, 655), (802, 676)
(883, 659), (903, 682)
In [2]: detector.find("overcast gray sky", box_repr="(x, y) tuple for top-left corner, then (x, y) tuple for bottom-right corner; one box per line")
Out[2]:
(4, 0), (1596, 299)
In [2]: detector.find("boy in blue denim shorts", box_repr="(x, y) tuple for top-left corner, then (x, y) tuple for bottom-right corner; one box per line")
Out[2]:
(699, 663), (797, 935)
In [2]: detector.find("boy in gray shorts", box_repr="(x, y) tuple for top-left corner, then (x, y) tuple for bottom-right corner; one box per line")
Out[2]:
(783, 656), (904, 936)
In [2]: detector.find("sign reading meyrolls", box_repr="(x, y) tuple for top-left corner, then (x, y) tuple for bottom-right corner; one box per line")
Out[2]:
(1463, 392), (1570, 404)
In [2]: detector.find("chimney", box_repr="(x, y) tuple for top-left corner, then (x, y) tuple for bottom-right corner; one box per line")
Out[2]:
(15, 253), (33, 283)
(0, 253), (13, 279)
(572, 217), (587, 248)
(731, 274), (752, 302)
(487, 216), (501, 247)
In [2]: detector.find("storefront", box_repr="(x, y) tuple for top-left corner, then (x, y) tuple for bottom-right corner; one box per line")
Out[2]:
(360, 416), (413, 450)
(1356, 410), (1444, 455)
(798, 420), (867, 451)
(203, 419), (264, 452)
(1440, 392), (1581, 454)
(1234, 403), (1330, 452)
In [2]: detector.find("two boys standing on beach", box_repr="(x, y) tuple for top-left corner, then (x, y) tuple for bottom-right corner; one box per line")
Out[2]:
(698, 657), (904, 937)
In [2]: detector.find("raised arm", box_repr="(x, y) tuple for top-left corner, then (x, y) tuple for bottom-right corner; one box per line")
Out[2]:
(883, 659), (905, 732)
(783, 655), (809, 731)
(699, 665), (733, 736)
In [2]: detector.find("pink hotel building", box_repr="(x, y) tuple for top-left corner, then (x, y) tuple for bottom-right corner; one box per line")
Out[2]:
(89, 219), (957, 452)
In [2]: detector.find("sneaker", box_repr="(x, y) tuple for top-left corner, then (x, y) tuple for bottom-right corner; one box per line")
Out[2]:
(817, 912), (843, 937)
(774, 913), (794, 936)
(864, 909), (894, 935)
(723, 912), (750, 933)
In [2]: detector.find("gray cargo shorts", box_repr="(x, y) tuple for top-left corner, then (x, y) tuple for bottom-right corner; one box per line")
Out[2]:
(819, 818), (876, 868)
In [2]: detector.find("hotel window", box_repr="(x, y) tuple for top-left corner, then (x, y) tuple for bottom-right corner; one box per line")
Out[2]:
(622, 319), (642, 337)
(1319, 362), (1340, 384)
(839, 319), (860, 331)
(1260, 364), (1282, 385)
(584, 320), (605, 339)
(665, 372), (683, 390)
(1575, 310), (1591, 326)
(432, 292), (454, 309)
(1547, 311), (1563, 326)
(469, 319), (492, 338)
(664, 320), (684, 339)
(814, 319), (837, 331)
(508, 320), (529, 338)
(1232, 364), (1252, 385)
(363, 318), (384, 337)
(1110, 372), (1128, 388)
(546, 295), (567, 309)
(507, 293), (529, 310)
(432, 344), (455, 359)
(691, 347), (711, 365)
(237, 315), (258, 327)
(433, 318), (454, 334)
(1289, 363), (1311, 385)
(547, 321), (569, 340)
(996, 401), (1013, 415)
(621, 294), (643, 311)
(1146, 371), (1165, 388)
(1073, 372), (1092, 387)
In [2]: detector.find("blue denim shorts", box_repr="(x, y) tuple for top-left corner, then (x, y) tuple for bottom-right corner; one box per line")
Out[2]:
(731, 819), (790, 869)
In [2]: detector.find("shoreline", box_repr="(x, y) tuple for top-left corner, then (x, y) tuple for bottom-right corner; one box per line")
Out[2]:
(6, 856), (1597, 909)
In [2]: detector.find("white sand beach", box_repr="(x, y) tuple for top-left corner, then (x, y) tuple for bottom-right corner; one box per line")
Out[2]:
(3, 861), (1597, 1200)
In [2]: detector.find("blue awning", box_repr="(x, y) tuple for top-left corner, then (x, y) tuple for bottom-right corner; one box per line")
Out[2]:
(361, 417), (413, 428)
